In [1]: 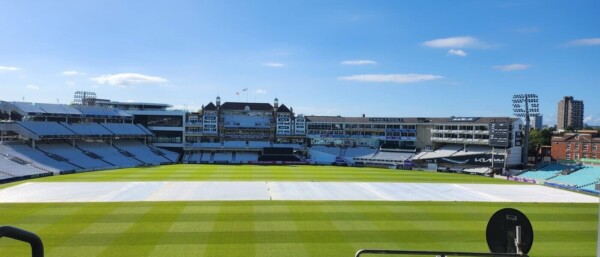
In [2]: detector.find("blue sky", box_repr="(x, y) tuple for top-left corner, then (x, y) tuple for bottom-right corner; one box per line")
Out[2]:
(0, 0), (598, 125)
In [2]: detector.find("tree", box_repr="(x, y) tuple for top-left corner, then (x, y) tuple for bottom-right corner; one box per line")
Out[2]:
(528, 128), (553, 156)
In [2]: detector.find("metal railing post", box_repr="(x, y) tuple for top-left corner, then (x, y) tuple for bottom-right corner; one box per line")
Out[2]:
(0, 226), (44, 257)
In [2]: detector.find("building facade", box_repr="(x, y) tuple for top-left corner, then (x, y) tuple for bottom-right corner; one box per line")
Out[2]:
(551, 132), (599, 161)
(557, 96), (584, 130)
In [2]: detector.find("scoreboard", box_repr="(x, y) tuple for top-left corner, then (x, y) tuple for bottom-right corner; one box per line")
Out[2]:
(489, 122), (511, 147)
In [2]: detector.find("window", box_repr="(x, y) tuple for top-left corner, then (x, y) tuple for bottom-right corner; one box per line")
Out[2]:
(583, 144), (589, 151)
(566, 153), (570, 160)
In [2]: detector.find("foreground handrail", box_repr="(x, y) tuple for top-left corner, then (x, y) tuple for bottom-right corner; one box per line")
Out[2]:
(356, 249), (527, 257)
(0, 226), (44, 257)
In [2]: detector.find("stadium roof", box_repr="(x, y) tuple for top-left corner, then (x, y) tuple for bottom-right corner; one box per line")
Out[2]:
(305, 116), (519, 124)
(221, 102), (273, 111)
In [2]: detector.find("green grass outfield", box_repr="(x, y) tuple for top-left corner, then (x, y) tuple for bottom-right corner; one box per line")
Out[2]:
(0, 165), (597, 257)
(2, 164), (518, 187)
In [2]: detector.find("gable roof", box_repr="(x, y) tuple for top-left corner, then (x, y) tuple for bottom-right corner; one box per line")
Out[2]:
(204, 102), (217, 111)
(276, 104), (291, 112)
(221, 102), (273, 111)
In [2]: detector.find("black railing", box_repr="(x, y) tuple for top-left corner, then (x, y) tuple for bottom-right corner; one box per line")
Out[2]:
(0, 226), (44, 257)
(356, 249), (527, 257)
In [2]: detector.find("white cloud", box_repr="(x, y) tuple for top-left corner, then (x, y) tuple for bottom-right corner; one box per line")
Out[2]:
(26, 84), (39, 91)
(568, 38), (600, 46)
(338, 73), (443, 84)
(263, 62), (286, 67)
(447, 49), (467, 57)
(62, 70), (85, 76)
(91, 73), (168, 87)
(340, 60), (377, 65)
(255, 89), (267, 94)
(422, 36), (485, 48)
(493, 64), (530, 71)
(584, 115), (600, 125)
(0, 66), (20, 72)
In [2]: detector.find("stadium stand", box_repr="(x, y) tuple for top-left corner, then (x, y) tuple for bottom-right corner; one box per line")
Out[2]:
(236, 152), (259, 163)
(517, 163), (571, 181)
(201, 152), (213, 162)
(112, 140), (171, 165)
(37, 143), (111, 169)
(272, 143), (303, 149)
(463, 167), (490, 174)
(75, 106), (130, 117)
(0, 143), (79, 172)
(213, 152), (232, 163)
(547, 166), (600, 188)
(223, 141), (247, 148)
(343, 147), (377, 158)
(76, 141), (141, 167)
(0, 154), (49, 177)
(100, 123), (151, 136)
(36, 103), (82, 115)
(151, 147), (179, 162)
(59, 122), (114, 136)
(308, 148), (337, 164)
(451, 145), (492, 157)
(248, 141), (270, 148)
(17, 121), (76, 137)
(311, 146), (341, 156)
(415, 144), (463, 159)
(370, 151), (412, 161)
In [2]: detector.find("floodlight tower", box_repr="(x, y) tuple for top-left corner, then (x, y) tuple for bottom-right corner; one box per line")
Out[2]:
(512, 94), (540, 166)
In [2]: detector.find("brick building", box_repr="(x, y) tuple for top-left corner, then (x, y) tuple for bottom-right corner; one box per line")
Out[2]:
(551, 132), (599, 161)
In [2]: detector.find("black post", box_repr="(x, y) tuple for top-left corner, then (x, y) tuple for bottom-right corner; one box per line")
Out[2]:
(0, 226), (44, 257)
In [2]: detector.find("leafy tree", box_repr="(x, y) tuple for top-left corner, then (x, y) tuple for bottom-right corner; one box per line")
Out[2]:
(528, 128), (553, 155)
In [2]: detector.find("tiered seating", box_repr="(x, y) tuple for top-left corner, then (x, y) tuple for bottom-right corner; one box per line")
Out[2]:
(236, 152), (259, 163)
(309, 148), (337, 164)
(113, 140), (169, 164)
(151, 147), (180, 162)
(311, 146), (341, 156)
(12, 102), (46, 114)
(517, 163), (570, 181)
(201, 152), (212, 162)
(76, 106), (128, 117)
(370, 151), (412, 161)
(272, 143), (303, 149)
(224, 141), (247, 148)
(451, 145), (492, 157)
(193, 142), (222, 148)
(213, 152), (232, 162)
(37, 103), (82, 115)
(222, 115), (270, 128)
(248, 141), (270, 148)
(344, 147), (377, 158)
(0, 143), (78, 172)
(37, 143), (110, 169)
(185, 152), (202, 163)
(463, 167), (490, 174)
(417, 144), (463, 159)
(0, 155), (48, 177)
(548, 166), (600, 187)
(76, 141), (141, 167)
(17, 121), (75, 136)
(60, 122), (113, 136)
(100, 123), (151, 136)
